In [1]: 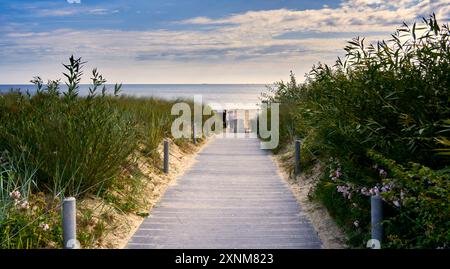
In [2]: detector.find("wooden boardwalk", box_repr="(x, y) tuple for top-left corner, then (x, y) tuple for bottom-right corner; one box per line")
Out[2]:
(127, 136), (322, 249)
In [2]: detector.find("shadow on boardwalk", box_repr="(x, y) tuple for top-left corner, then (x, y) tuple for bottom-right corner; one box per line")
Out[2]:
(127, 136), (322, 249)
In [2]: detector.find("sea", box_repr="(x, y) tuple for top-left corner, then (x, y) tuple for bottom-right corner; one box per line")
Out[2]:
(0, 84), (271, 110)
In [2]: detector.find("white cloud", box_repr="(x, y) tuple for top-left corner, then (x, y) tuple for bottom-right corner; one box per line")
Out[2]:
(38, 8), (78, 17)
(67, 0), (81, 4)
(1, 0), (449, 83)
(89, 8), (117, 15)
(35, 6), (118, 17)
(181, 0), (448, 34)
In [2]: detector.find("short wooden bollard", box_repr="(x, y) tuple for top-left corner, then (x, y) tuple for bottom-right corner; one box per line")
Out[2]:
(163, 140), (169, 174)
(62, 197), (79, 249)
(223, 110), (227, 129)
(193, 123), (197, 145)
(256, 113), (260, 136)
(295, 140), (301, 176)
(370, 195), (383, 248)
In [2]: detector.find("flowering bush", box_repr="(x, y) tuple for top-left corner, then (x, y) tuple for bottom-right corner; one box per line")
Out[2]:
(314, 157), (373, 246)
(368, 151), (450, 249)
(319, 151), (449, 248)
(0, 191), (62, 249)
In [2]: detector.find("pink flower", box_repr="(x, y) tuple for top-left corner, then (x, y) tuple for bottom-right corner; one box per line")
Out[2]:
(9, 190), (21, 200)
(379, 169), (388, 178)
(40, 223), (50, 231)
(369, 186), (380, 196)
(337, 184), (353, 199)
(19, 200), (29, 210)
(360, 187), (370, 196)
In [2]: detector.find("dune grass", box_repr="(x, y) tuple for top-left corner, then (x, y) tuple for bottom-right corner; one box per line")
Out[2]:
(0, 56), (203, 248)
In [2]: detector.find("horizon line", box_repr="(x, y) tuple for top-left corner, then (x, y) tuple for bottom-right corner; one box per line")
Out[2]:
(0, 82), (273, 85)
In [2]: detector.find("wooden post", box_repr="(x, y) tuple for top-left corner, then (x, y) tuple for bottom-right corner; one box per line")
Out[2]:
(245, 110), (249, 132)
(62, 197), (79, 249)
(370, 195), (383, 248)
(193, 123), (197, 145)
(223, 110), (227, 129)
(295, 140), (301, 176)
(256, 112), (259, 137)
(163, 140), (169, 174)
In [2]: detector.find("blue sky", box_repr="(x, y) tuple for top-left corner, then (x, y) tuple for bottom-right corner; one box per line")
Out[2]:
(0, 0), (341, 31)
(0, 0), (448, 83)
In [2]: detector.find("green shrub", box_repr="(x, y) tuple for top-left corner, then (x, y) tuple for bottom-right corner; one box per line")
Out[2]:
(368, 151), (450, 248)
(265, 14), (450, 248)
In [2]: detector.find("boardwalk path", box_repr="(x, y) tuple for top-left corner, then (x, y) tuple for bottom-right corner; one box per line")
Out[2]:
(127, 136), (322, 249)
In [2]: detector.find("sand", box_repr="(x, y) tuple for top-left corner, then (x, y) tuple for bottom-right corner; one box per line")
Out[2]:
(271, 147), (347, 249)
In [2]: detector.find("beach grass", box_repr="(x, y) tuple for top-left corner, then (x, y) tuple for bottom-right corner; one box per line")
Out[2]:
(0, 56), (204, 248)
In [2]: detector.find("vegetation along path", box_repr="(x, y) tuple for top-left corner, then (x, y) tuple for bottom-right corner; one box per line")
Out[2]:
(127, 136), (322, 249)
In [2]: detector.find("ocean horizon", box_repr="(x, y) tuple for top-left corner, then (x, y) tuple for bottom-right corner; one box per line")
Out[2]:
(0, 83), (271, 109)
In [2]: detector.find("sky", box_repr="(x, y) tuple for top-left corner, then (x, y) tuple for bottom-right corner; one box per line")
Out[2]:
(0, 0), (449, 84)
